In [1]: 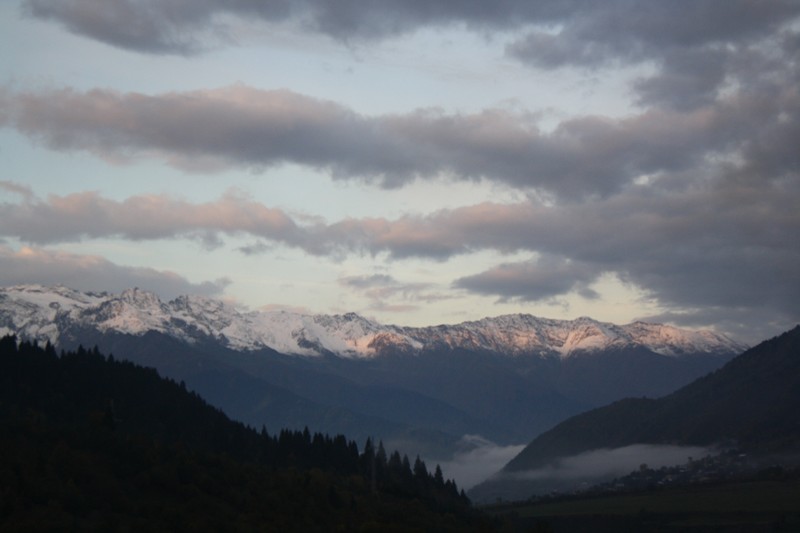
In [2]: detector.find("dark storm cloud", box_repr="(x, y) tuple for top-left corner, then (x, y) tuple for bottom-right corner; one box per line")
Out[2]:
(453, 255), (601, 302)
(0, 84), (777, 199)
(506, 2), (799, 112)
(506, 2), (797, 67)
(23, 0), (214, 55)
(632, 47), (730, 111)
(0, 245), (229, 298)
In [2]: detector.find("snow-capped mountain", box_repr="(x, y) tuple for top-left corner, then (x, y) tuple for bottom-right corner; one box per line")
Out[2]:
(0, 284), (745, 358)
(0, 284), (753, 462)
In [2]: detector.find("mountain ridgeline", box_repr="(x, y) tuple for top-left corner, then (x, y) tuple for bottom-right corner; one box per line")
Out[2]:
(1, 285), (744, 358)
(470, 325), (800, 502)
(0, 284), (746, 461)
(0, 336), (484, 531)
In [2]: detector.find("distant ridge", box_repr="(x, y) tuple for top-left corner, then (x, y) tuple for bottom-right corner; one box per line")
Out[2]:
(0, 284), (745, 358)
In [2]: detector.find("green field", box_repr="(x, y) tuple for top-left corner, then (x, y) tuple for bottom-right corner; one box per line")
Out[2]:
(490, 479), (800, 532)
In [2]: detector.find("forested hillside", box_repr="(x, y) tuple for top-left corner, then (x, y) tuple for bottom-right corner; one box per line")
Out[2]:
(0, 336), (489, 531)
(470, 326), (800, 503)
(504, 325), (800, 474)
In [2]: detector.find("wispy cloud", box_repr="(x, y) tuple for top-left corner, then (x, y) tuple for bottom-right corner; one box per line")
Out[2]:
(439, 435), (526, 491)
(338, 273), (449, 313)
(509, 444), (713, 483)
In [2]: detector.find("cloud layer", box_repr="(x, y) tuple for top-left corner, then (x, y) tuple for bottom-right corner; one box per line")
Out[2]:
(4, 2), (799, 343)
(2, 174), (798, 342)
(2, 77), (797, 200)
(23, 1), (798, 62)
(22, 0), (798, 120)
(510, 444), (713, 483)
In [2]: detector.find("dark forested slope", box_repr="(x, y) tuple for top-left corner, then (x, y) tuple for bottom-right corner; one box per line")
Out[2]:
(0, 336), (489, 531)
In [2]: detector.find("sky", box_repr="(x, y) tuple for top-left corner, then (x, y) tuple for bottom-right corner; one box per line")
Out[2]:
(1, 1), (798, 344)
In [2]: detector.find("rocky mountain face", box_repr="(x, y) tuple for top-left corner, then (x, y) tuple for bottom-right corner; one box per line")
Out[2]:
(0, 284), (746, 467)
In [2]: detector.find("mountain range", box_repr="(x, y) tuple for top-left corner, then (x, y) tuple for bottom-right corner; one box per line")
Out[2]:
(1, 285), (743, 359)
(0, 284), (746, 462)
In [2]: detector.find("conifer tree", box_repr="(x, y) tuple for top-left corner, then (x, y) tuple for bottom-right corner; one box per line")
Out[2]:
(434, 464), (445, 486)
(413, 455), (428, 479)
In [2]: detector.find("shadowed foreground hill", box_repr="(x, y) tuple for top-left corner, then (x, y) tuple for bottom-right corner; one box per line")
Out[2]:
(470, 326), (800, 502)
(506, 325), (800, 472)
(0, 336), (492, 531)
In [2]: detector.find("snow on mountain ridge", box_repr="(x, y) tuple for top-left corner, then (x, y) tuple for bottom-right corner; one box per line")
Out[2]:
(397, 314), (627, 356)
(0, 285), (746, 358)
